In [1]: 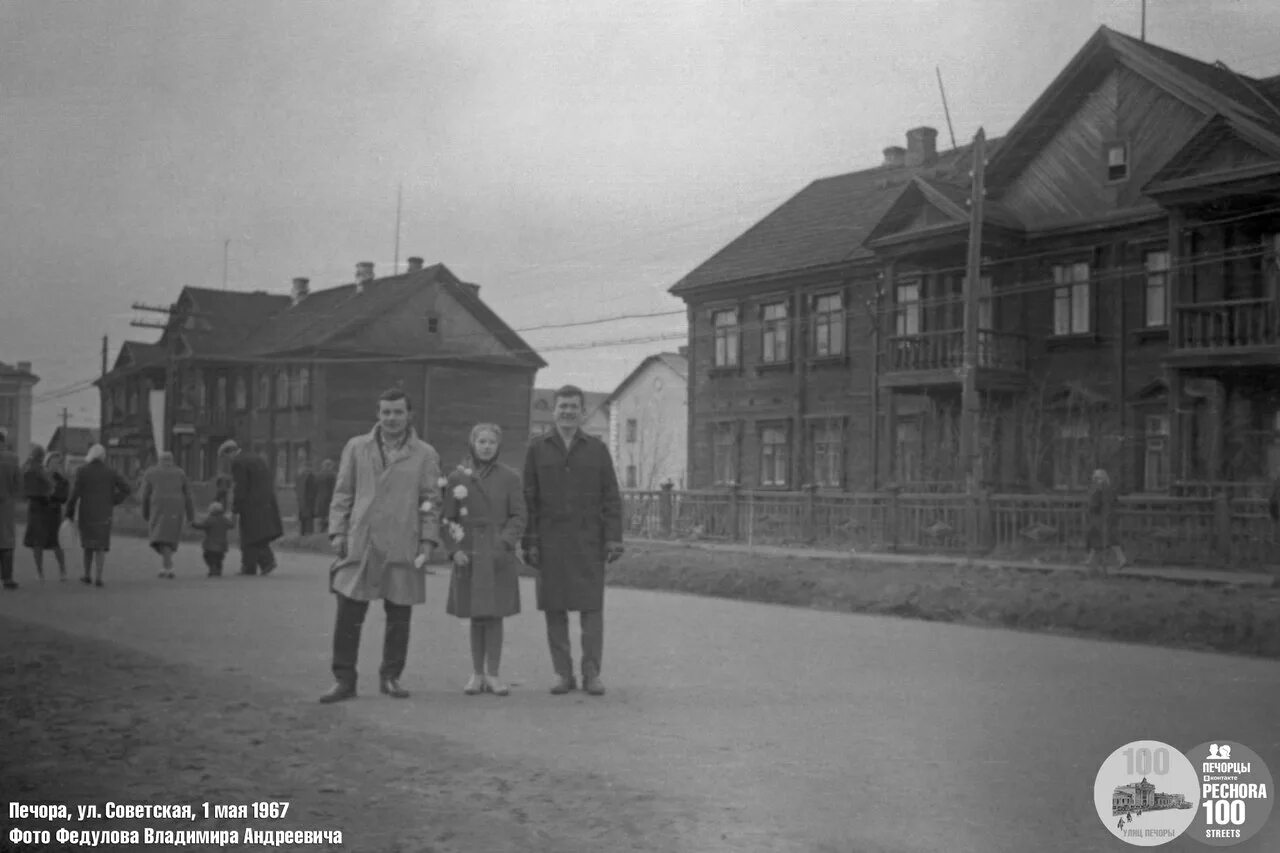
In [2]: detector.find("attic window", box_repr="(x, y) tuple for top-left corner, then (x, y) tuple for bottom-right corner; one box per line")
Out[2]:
(427, 315), (439, 333)
(1105, 142), (1129, 182)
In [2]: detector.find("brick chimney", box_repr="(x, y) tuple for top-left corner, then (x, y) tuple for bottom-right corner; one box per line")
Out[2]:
(406, 257), (424, 272)
(355, 261), (375, 293)
(905, 127), (938, 167)
(291, 277), (310, 306)
(16, 361), (31, 374)
(882, 146), (907, 168)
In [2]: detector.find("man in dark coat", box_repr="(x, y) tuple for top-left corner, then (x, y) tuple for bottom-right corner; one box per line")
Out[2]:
(218, 440), (283, 576)
(0, 429), (21, 590)
(313, 458), (337, 534)
(295, 461), (317, 535)
(522, 385), (623, 696)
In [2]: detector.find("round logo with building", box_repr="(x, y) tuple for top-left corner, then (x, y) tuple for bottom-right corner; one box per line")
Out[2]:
(1183, 741), (1273, 846)
(1094, 740), (1201, 846)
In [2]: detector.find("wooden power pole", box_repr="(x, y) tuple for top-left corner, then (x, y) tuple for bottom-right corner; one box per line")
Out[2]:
(960, 128), (987, 494)
(131, 301), (187, 456)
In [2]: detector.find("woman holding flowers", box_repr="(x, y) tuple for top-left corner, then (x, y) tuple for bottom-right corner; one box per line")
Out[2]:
(442, 423), (526, 696)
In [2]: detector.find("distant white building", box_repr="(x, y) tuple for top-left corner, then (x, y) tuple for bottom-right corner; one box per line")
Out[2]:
(605, 351), (688, 489)
(0, 360), (39, 460)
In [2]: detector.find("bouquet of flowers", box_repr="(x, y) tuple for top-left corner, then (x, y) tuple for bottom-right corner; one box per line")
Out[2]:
(440, 464), (473, 556)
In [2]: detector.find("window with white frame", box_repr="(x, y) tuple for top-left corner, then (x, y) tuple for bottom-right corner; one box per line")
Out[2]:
(625, 464), (637, 488)
(895, 420), (920, 483)
(1143, 413), (1169, 492)
(761, 301), (790, 364)
(257, 372), (271, 411)
(759, 424), (789, 487)
(1106, 142), (1129, 182)
(896, 282), (921, 336)
(293, 366), (311, 407)
(1052, 262), (1091, 335)
(234, 375), (248, 411)
(810, 419), (844, 488)
(811, 293), (845, 357)
(712, 422), (738, 484)
(1144, 250), (1170, 328)
(626, 418), (637, 443)
(275, 368), (290, 410)
(712, 309), (739, 368)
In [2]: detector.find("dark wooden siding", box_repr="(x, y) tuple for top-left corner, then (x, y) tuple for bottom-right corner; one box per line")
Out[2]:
(1116, 67), (1213, 209)
(323, 362), (429, 458)
(423, 364), (534, 468)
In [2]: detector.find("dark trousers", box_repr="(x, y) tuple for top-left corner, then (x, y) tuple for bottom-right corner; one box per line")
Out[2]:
(203, 551), (225, 576)
(240, 541), (276, 575)
(332, 594), (412, 687)
(0, 549), (13, 584)
(299, 517), (315, 535)
(545, 609), (603, 679)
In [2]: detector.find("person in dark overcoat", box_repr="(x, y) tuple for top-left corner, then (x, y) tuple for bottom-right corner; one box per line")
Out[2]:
(64, 444), (132, 587)
(313, 459), (336, 534)
(522, 385), (623, 697)
(217, 440), (283, 576)
(140, 451), (195, 578)
(1085, 467), (1127, 575)
(442, 423), (527, 696)
(0, 429), (21, 590)
(295, 461), (317, 535)
(23, 446), (69, 581)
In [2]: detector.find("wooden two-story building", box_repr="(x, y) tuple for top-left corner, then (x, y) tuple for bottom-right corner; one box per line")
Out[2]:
(672, 26), (1280, 494)
(98, 259), (544, 487)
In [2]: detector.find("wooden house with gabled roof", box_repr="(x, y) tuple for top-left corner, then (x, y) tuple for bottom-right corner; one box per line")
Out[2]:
(672, 25), (1280, 494)
(99, 258), (544, 487)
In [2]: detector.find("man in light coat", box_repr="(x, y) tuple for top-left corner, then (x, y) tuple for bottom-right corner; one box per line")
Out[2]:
(320, 388), (441, 703)
(522, 385), (624, 696)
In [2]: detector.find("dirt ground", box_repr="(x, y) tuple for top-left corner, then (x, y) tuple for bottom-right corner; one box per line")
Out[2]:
(0, 619), (700, 853)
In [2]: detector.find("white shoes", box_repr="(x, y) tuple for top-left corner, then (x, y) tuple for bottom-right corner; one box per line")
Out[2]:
(464, 674), (485, 695)
(464, 673), (509, 696)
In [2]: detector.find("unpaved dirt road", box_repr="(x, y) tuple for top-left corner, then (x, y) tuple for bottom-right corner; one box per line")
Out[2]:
(1, 535), (1277, 852)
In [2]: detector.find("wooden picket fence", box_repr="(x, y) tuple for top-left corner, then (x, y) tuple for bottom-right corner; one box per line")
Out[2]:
(622, 485), (1280, 570)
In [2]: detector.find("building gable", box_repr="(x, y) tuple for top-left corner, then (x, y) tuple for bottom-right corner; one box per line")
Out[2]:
(1144, 114), (1280, 199)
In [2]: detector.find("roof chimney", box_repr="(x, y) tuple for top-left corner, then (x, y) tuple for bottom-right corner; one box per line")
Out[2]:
(905, 127), (938, 167)
(355, 261), (375, 293)
(882, 146), (907, 168)
(677, 346), (688, 358)
(16, 361), (31, 374)
(406, 256), (424, 272)
(291, 277), (310, 306)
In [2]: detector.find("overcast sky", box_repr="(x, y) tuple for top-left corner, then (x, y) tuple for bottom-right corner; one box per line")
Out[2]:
(3, 0), (1277, 443)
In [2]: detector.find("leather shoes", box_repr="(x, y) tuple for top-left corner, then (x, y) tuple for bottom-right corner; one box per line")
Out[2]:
(319, 683), (356, 704)
(583, 674), (606, 696)
(464, 674), (485, 695)
(380, 677), (410, 699)
(549, 675), (577, 695)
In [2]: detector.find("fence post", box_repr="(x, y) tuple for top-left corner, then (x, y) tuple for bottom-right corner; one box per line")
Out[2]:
(729, 484), (742, 542)
(658, 481), (674, 538)
(975, 489), (993, 553)
(803, 483), (818, 544)
(1213, 491), (1232, 563)
(885, 485), (901, 553)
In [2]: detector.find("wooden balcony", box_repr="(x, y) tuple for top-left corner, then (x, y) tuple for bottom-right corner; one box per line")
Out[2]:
(880, 329), (1028, 390)
(1170, 298), (1280, 367)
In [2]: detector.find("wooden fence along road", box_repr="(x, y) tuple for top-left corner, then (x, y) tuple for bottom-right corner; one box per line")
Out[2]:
(621, 485), (1280, 571)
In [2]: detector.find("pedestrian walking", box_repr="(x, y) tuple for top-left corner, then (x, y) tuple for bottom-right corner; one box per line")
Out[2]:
(0, 429), (21, 591)
(64, 444), (132, 587)
(22, 446), (70, 581)
(320, 388), (441, 704)
(313, 459), (336, 535)
(295, 461), (317, 535)
(140, 451), (195, 578)
(214, 473), (232, 507)
(442, 423), (527, 696)
(217, 440), (283, 576)
(191, 501), (234, 577)
(522, 385), (624, 696)
(1085, 468), (1127, 575)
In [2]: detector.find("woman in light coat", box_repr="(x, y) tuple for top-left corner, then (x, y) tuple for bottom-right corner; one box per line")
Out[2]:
(442, 423), (527, 696)
(140, 451), (195, 578)
(1085, 468), (1127, 574)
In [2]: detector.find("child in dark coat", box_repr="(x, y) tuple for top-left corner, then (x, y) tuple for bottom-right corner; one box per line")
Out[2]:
(191, 502), (234, 577)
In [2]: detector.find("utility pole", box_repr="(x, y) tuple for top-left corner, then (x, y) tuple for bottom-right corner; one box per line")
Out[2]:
(223, 239), (231, 290)
(960, 128), (987, 495)
(100, 335), (108, 435)
(131, 301), (203, 457)
(1141, 0), (1147, 42)
(393, 182), (403, 275)
(60, 407), (69, 458)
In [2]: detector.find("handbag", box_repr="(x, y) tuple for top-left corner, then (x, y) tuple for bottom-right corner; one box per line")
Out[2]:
(59, 517), (79, 551)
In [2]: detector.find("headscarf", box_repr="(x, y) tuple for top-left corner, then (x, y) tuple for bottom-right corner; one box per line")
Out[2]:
(24, 443), (46, 472)
(467, 423), (503, 474)
(86, 444), (107, 463)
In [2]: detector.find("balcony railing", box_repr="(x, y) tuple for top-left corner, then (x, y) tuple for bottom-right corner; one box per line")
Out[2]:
(1174, 298), (1278, 351)
(886, 329), (1028, 373)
